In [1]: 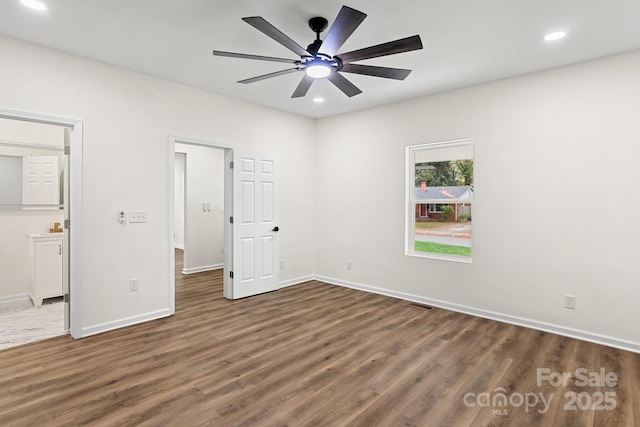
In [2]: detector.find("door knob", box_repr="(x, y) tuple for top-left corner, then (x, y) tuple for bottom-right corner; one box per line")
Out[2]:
(272, 226), (279, 232)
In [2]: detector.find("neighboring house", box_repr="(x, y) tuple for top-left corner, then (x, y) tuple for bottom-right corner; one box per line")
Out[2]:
(415, 183), (473, 221)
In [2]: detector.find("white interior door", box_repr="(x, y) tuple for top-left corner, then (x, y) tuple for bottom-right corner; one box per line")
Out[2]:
(228, 151), (279, 299)
(63, 128), (70, 331)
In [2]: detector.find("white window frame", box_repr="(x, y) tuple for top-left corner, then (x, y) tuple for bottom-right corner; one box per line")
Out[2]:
(428, 203), (446, 213)
(405, 138), (474, 263)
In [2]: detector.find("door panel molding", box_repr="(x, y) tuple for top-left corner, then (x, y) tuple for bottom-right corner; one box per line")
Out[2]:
(229, 151), (280, 299)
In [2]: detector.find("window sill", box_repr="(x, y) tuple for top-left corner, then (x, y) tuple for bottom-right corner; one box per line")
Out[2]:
(405, 251), (473, 264)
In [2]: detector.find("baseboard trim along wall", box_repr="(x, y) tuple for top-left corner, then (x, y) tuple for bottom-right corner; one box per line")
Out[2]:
(279, 275), (315, 289)
(0, 293), (30, 306)
(315, 275), (640, 355)
(79, 275), (640, 354)
(81, 277), (311, 338)
(81, 308), (173, 338)
(182, 264), (223, 275)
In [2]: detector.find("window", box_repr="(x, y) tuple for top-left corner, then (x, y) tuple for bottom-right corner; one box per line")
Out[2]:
(428, 204), (445, 213)
(405, 139), (474, 262)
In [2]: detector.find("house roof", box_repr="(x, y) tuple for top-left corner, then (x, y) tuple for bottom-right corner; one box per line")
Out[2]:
(415, 185), (473, 200)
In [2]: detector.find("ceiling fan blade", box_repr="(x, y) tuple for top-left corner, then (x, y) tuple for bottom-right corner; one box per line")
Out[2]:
(292, 75), (314, 98)
(340, 63), (412, 80)
(242, 16), (311, 58)
(238, 68), (300, 84)
(337, 35), (423, 63)
(318, 6), (367, 57)
(327, 72), (362, 97)
(213, 50), (299, 64)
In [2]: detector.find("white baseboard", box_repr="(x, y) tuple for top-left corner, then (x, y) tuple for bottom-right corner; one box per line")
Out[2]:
(0, 293), (30, 306)
(174, 244), (184, 250)
(315, 275), (640, 355)
(182, 263), (223, 275)
(79, 276), (311, 339)
(80, 308), (173, 338)
(279, 275), (314, 289)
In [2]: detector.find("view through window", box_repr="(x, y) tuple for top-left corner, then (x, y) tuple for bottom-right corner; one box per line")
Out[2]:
(406, 139), (473, 261)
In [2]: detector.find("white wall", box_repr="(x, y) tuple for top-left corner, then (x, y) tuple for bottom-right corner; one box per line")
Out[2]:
(314, 49), (640, 347)
(0, 117), (64, 146)
(175, 143), (225, 273)
(174, 153), (185, 249)
(0, 118), (64, 301)
(0, 35), (316, 334)
(3, 31), (639, 350)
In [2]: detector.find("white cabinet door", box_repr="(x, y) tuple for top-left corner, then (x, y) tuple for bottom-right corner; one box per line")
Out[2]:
(23, 155), (59, 206)
(28, 235), (64, 306)
(35, 240), (63, 298)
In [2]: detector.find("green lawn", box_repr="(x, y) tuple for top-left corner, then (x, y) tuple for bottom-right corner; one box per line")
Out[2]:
(415, 241), (472, 257)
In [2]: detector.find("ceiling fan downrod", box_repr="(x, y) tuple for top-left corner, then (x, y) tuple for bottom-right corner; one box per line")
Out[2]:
(307, 17), (328, 56)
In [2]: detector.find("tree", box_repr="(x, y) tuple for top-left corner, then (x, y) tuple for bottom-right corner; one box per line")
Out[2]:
(455, 159), (474, 186)
(415, 161), (457, 186)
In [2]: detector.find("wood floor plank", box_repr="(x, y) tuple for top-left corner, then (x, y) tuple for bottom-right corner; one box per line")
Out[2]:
(1, 249), (639, 426)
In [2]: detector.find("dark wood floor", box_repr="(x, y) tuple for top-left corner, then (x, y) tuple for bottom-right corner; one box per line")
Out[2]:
(1, 250), (639, 426)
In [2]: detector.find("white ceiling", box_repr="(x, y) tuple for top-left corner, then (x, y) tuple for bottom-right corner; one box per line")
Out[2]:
(1, 0), (640, 119)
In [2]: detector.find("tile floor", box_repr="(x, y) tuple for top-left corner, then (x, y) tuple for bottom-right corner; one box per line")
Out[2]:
(0, 298), (66, 350)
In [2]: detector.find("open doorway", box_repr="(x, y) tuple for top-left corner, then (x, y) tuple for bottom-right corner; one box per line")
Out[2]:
(0, 108), (83, 345)
(0, 118), (65, 349)
(168, 136), (281, 304)
(169, 136), (231, 311)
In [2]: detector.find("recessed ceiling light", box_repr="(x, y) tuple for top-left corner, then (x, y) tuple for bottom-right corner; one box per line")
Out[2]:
(21, 0), (47, 11)
(313, 97), (325, 103)
(544, 31), (566, 42)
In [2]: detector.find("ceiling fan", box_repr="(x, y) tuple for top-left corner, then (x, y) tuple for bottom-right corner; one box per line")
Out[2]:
(212, 5), (423, 98)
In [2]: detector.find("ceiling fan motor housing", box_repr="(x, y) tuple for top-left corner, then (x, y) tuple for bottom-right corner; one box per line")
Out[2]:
(308, 17), (328, 34)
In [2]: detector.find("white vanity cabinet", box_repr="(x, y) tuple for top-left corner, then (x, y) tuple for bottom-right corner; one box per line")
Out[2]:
(27, 234), (63, 306)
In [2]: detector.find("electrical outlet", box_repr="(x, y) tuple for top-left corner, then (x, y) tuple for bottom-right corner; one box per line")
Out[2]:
(280, 259), (285, 270)
(564, 295), (575, 310)
(221, 246), (225, 253)
(129, 278), (139, 292)
(118, 210), (126, 225)
(347, 260), (352, 270)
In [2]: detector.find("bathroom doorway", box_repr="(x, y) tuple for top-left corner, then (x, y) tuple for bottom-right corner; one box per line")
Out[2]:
(0, 108), (83, 347)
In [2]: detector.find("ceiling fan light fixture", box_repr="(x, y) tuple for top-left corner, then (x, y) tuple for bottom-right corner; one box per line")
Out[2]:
(305, 61), (332, 79)
(214, 6), (423, 98)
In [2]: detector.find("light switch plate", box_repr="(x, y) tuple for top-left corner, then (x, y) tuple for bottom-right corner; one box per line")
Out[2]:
(130, 210), (147, 223)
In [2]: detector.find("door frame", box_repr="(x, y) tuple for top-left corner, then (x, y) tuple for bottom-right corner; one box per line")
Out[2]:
(167, 135), (232, 310)
(0, 107), (83, 339)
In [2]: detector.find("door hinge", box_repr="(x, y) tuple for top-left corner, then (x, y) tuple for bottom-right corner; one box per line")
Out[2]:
(230, 271), (234, 279)
(64, 293), (70, 303)
(64, 219), (70, 229)
(229, 216), (234, 224)
(230, 161), (234, 169)
(64, 145), (70, 155)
